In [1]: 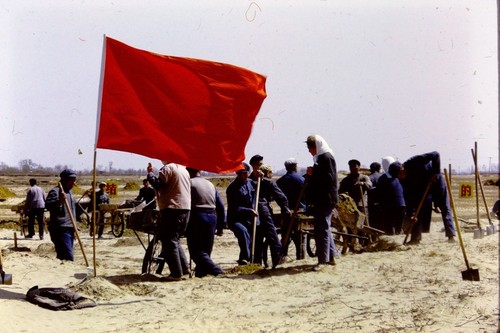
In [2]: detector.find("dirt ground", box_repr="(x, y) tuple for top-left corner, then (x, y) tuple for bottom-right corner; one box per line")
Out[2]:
(0, 173), (498, 333)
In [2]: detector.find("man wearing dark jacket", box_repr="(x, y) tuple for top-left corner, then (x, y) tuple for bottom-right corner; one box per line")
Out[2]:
(305, 134), (338, 269)
(400, 151), (444, 244)
(226, 163), (258, 265)
(249, 154), (291, 269)
(45, 169), (77, 261)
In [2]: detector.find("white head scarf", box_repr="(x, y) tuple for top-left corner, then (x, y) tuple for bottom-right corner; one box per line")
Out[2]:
(309, 134), (333, 163)
(381, 156), (396, 178)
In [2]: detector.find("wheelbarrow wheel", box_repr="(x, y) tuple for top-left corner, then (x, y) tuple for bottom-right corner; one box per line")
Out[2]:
(142, 235), (165, 275)
(306, 233), (317, 257)
(111, 213), (124, 237)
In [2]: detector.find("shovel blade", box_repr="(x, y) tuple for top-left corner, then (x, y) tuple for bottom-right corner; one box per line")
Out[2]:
(1, 273), (12, 285)
(462, 268), (480, 281)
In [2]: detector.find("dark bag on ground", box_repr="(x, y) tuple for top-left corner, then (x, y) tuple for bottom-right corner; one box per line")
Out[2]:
(26, 285), (96, 311)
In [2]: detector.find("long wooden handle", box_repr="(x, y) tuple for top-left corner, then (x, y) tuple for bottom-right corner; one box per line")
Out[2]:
(471, 148), (492, 226)
(281, 180), (308, 252)
(403, 175), (435, 244)
(59, 183), (89, 267)
(250, 176), (261, 263)
(444, 169), (471, 270)
(471, 143), (481, 229)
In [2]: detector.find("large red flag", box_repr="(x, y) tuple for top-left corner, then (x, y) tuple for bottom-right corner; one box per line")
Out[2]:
(96, 37), (267, 173)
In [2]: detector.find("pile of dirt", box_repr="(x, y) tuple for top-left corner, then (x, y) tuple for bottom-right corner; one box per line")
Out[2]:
(362, 237), (403, 252)
(123, 182), (140, 191)
(225, 263), (263, 275)
(0, 186), (17, 199)
(33, 243), (56, 256)
(68, 276), (129, 301)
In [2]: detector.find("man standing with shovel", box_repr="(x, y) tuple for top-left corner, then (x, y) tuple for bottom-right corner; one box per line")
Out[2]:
(400, 151), (454, 245)
(45, 169), (78, 261)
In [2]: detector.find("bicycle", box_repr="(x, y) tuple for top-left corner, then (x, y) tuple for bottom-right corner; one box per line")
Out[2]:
(127, 208), (164, 274)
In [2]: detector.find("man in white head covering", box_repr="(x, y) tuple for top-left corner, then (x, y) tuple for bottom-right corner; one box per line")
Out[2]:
(305, 134), (338, 269)
(381, 156), (396, 175)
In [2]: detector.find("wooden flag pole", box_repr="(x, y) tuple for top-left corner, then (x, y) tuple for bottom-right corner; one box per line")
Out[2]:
(91, 150), (98, 277)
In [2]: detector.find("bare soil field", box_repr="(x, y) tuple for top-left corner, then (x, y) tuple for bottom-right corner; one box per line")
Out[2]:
(0, 173), (498, 333)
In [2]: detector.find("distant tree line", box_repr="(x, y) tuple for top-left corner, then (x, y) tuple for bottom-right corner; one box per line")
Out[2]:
(0, 159), (497, 177)
(0, 159), (144, 176)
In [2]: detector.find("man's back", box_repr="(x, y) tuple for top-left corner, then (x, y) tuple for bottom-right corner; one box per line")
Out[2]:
(277, 172), (305, 210)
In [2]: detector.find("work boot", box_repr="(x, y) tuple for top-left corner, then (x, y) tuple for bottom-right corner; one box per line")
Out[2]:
(448, 236), (455, 243)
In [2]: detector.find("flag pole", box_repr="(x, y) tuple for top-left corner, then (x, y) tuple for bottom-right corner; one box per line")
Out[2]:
(90, 34), (108, 278)
(91, 150), (97, 277)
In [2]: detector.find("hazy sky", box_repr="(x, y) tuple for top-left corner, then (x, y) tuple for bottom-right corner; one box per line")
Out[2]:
(1, 1), (497, 173)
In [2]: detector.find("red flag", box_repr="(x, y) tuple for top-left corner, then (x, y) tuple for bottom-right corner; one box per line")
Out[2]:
(96, 37), (266, 173)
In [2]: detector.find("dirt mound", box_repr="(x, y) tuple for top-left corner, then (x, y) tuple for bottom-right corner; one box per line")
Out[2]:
(123, 182), (140, 191)
(0, 186), (17, 199)
(33, 243), (56, 256)
(114, 237), (141, 247)
(68, 276), (129, 301)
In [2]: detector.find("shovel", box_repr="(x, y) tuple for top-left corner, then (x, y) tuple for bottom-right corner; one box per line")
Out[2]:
(0, 249), (13, 285)
(444, 169), (480, 281)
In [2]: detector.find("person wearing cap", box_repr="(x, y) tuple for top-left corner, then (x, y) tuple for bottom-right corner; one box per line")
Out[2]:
(226, 162), (258, 265)
(185, 168), (225, 277)
(135, 179), (157, 210)
(147, 162), (191, 281)
(24, 178), (46, 240)
(277, 158), (306, 258)
(45, 169), (78, 261)
(376, 161), (406, 235)
(305, 134), (338, 269)
(277, 158), (306, 211)
(338, 159), (372, 213)
(89, 182), (110, 239)
(249, 154), (290, 269)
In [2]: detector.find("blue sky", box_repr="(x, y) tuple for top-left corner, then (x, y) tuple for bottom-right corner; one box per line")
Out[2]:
(1, 0), (497, 173)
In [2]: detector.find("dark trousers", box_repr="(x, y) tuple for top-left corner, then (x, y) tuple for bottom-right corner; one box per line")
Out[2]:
(368, 204), (383, 231)
(159, 209), (190, 278)
(313, 206), (336, 264)
(49, 227), (74, 261)
(186, 210), (223, 277)
(280, 215), (302, 259)
(435, 199), (456, 237)
(230, 221), (255, 263)
(382, 206), (405, 235)
(90, 211), (105, 237)
(254, 207), (282, 267)
(28, 208), (45, 237)
(410, 198), (432, 241)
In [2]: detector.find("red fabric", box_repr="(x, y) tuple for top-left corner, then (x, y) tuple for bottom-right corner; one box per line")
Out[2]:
(96, 37), (266, 173)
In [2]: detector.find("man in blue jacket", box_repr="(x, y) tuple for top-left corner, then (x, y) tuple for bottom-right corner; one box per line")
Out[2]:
(226, 163), (258, 265)
(45, 169), (77, 261)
